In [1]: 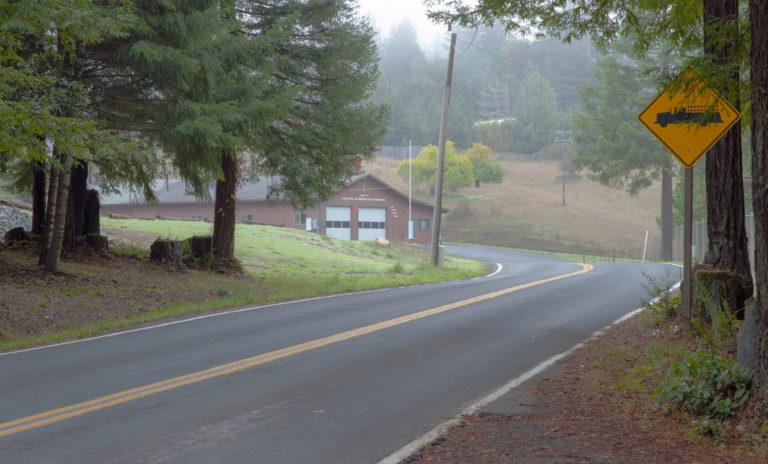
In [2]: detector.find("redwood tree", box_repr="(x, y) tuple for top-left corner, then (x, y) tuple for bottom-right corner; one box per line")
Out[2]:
(739, 0), (768, 393)
(700, 0), (753, 310)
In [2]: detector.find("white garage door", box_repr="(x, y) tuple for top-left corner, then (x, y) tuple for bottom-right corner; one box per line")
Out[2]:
(357, 207), (386, 241)
(325, 206), (351, 241)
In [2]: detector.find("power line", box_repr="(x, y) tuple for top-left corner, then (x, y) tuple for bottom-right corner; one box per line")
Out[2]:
(456, 38), (538, 73)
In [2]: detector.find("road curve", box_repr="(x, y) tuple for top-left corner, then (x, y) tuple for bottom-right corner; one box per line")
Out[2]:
(0, 246), (678, 463)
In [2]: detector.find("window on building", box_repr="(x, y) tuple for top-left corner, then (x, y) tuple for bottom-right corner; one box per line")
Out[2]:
(190, 214), (204, 221)
(417, 218), (430, 232)
(240, 213), (254, 223)
(294, 211), (307, 225)
(358, 221), (385, 229)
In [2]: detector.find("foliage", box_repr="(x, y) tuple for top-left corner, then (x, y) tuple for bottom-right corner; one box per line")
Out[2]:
(463, 142), (502, 184)
(654, 349), (751, 422)
(672, 162), (707, 226)
(642, 267), (682, 322)
(470, 156), (503, 185)
(514, 69), (562, 154)
(464, 142), (494, 160)
(396, 141), (475, 190)
(375, 22), (591, 149)
(0, 0), (153, 178)
(571, 52), (672, 195)
(240, 0), (389, 207)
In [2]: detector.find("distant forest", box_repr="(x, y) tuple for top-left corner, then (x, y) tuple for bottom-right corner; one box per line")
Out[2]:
(373, 23), (595, 154)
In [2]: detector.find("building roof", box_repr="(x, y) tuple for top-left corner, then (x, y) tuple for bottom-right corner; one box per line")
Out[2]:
(99, 172), (445, 212)
(98, 177), (281, 205)
(344, 174), (446, 212)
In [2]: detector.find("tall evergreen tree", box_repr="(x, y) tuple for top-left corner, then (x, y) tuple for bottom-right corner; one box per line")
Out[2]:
(513, 69), (560, 154)
(121, 0), (293, 263)
(1, 0), (144, 271)
(739, 0), (768, 394)
(238, 0), (388, 206)
(700, 1), (752, 306)
(571, 53), (675, 260)
(121, 0), (387, 262)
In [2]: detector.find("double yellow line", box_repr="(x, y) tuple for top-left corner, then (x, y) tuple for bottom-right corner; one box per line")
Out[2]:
(0, 263), (592, 438)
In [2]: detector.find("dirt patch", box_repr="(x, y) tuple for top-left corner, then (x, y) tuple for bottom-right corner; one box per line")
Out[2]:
(408, 311), (768, 464)
(102, 226), (164, 248)
(0, 242), (260, 345)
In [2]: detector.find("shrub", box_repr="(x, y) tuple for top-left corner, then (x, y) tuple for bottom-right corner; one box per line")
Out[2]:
(655, 348), (750, 420)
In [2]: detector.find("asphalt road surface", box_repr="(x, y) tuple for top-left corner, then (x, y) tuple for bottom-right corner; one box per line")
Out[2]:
(0, 246), (679, 463)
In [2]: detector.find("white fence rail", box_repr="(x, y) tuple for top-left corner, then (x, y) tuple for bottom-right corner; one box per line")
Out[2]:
(651, 215), (755, 267)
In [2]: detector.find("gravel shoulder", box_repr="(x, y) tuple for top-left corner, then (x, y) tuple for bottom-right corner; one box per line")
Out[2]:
(406, 310), (768, 464)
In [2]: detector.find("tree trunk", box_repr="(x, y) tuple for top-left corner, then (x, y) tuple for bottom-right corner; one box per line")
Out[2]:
(45, 151), (73, 272)
(212, 151), (237, 262)
(39, 147), (60, 265)
(32, 160), (46, 236)
(739, 0), (768, 393)
(64, 160), (88, 248)
(700, 0), (753, 309)
(83, 189), (100, 235)
(661, 165), (673, 261)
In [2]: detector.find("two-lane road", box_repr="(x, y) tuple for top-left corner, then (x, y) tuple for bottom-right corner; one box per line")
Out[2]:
(0, 246), (678, 463)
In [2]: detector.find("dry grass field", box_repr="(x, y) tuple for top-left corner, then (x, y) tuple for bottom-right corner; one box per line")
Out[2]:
(364, 153), (661, 258)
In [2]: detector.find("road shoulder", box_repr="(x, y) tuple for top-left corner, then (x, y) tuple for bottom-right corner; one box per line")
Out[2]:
(405, 310), (763, 464)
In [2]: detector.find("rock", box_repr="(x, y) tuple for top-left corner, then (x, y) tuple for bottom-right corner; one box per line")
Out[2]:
(4, 226), (27, 244)
(374, 237), (390, 247)
(149, 239), (185, 270)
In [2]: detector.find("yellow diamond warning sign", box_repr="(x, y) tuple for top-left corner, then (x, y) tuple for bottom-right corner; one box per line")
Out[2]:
(638, 71), (740, 168)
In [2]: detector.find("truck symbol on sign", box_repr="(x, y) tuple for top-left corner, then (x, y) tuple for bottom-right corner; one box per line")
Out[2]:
(655, 106), (722, 128)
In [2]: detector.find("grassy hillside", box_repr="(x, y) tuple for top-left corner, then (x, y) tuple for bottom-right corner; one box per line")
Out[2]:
(364, 153), (661, 259)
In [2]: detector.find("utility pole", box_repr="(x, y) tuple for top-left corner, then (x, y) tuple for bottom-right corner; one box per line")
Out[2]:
(554, 133), (571, 207)
(431, 32), (457, 267)
(408, 140), (413, 240)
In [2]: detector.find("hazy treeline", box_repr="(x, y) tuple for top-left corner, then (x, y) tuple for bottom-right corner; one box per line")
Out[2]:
(373, 23), (595, 153)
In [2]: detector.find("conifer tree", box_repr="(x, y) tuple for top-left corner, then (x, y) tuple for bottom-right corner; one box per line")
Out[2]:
(571, 52), (675, 260)
(237, 0), (388, 206)
(122, 0), (387, 262)
(1, 0), (144, 271)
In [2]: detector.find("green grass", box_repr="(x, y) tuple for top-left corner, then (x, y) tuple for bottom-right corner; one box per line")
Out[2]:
(102, 217), (486, 298)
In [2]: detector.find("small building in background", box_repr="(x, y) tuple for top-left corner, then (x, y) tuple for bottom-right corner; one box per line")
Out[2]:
(99, 173), (443, 245)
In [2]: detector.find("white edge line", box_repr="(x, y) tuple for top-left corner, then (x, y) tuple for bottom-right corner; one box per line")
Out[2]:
(378, 279), (682, 464)
(1, 261), (505, 358)
(488, 263), (503, 278)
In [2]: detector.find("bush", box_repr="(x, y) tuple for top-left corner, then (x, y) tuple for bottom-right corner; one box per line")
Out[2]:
(655, 348), (750, 420)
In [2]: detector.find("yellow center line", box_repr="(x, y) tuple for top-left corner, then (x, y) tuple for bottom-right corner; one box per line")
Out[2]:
(0, 263), (593, 437)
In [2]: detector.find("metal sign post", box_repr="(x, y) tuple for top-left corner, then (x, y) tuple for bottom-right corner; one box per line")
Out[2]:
(681, 167), (693, 332)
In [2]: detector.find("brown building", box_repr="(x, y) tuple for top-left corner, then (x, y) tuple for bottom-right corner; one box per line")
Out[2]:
(99, 173), (443, 245)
